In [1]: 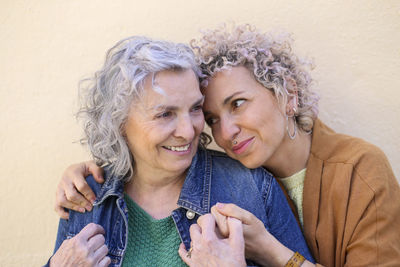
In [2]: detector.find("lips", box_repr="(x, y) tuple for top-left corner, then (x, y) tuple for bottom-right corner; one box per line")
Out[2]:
(162, 142), (193, 155)
(232, 137), (254, 154)
(163, 143), (190, 152)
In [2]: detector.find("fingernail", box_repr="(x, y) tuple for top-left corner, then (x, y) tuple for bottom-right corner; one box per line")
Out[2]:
(78, 207), (85, 213)
(86, 205), (92, 212)
(90, 198), (96, 204)
(216, 202), (225, 209)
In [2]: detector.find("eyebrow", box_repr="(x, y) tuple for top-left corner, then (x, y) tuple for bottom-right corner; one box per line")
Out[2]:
(151, 96), (205, 111)
(203, 91), (245, 117)
(223, 91), (245, 105)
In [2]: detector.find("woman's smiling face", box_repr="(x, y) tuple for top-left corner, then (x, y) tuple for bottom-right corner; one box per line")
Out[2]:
(125, 68), (205, 176)
(203, 66), (288, 169)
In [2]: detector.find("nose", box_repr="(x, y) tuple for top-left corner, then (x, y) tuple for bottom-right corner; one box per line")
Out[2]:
(174, 114), (195, 141)
(219, 115), (240, 144)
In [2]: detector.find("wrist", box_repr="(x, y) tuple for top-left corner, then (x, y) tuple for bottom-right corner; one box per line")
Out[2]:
(251, 233), (293, 267)
(284, 252), (305, 267)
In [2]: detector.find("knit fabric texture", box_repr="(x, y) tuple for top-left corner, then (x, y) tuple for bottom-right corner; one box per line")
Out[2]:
(122, 194), (187, 267)
(278, 168), (306, 227)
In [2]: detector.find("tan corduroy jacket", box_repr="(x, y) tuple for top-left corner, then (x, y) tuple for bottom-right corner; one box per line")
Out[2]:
(296, 120), (400, 266)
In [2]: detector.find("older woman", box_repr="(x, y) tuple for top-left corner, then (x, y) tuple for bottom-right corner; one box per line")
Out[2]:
(55, 24), (400, 267)
(45, 36), (313, 267)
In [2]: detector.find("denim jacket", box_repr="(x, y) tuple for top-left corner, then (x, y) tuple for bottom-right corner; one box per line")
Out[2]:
(47, 148), (314, 266)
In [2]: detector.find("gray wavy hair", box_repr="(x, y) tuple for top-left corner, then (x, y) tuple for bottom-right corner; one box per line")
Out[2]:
(191, 24), (319, 132)
(78, 36), (210, 180)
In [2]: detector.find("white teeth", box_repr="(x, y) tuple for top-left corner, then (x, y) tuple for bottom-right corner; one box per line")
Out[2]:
(165, 144), (190, 152)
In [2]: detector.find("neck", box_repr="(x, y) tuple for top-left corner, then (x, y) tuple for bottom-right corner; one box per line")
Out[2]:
(125, 168), (186, 219)
(263, 130), (312, 178)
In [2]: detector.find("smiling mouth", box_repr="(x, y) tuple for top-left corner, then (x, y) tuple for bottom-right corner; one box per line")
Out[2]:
(232, 137), (254, 154)
(163, 143), (191, 152)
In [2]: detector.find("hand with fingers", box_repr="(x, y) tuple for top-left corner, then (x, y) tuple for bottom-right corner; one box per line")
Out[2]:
(213, 203), (273, 261)
(178, 214), (246, 267)
(55, 161), (104, 219)
(211, 203), (310, 266)
(50, 223), (111, 267)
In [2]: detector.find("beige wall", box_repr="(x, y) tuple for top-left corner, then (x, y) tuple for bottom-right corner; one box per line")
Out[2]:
(1, 0), (399, 265)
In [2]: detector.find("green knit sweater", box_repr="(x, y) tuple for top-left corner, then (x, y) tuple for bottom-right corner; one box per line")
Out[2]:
(122, 194), (187, 267)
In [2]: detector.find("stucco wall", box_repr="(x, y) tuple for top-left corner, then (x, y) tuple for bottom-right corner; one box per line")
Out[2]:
(0, 0), (399, 265)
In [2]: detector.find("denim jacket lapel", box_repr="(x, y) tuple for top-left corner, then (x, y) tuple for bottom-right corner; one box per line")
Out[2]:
(177, 148), (211, 216)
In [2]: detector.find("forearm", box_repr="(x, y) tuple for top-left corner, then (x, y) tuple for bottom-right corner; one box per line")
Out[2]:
(250, 231), (316, 267)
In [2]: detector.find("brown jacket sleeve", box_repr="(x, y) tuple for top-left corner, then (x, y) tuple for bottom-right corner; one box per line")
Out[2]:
(303, 120), (400, 267)
(343, 147), (400, 266)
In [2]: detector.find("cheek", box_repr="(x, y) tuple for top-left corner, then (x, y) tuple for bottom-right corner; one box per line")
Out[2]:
(258, 113), (286, 143)
(193, 114), (205, 133)
(211, 127), (227, 149)
(136, 122), (172, 146)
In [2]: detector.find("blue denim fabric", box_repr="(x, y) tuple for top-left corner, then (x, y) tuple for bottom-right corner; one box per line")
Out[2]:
(46, 148), (314, 266)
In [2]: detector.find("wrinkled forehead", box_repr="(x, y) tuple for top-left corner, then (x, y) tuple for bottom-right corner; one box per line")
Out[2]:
(133, 68), (201, 108)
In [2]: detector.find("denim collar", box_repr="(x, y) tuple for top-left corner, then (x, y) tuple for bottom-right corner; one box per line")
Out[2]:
(177, 148), (211, 215)
(93, 148), (211, 216)
(93, 170), (125, 206)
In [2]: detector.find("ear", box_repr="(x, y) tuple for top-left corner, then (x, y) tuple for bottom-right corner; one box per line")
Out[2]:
(285, 78), (299, 116)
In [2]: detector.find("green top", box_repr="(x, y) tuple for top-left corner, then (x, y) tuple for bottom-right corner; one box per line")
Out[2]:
(122, 194), (187, 267)
(278, 168), (306, 227)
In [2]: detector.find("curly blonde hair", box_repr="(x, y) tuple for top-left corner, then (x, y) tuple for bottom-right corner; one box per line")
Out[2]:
(191, 24), (319, 132)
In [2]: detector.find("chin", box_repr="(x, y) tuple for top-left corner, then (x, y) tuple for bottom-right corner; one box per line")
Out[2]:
(167, 159), (193, 173)
(237, 155), (264, 170)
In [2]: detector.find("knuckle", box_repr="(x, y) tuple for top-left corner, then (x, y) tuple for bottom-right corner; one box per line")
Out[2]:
(86, 257), (95, 266)
(57, 193), (67, 203)
(67, 193), (80, 203)
(189, 224), (197, 232)
(75, 182), (86, 192)
(102, 244), (109, 254)
(71, 237), (86, 252)
(202, 236), (214, 246)
(99, 234), (106, 244)
(88, 222), (102, 232)
(64, 165), (75, 176)
(87, 222), (96, 229)
(60, 239), (69, 247)
(210, 205), (218, 215)
(197, 214), (208, 224)
(225, 203), (235, 212)
(198, 213), (214, 226)
(244, 212), (254, 223)
(57, 198), (68, 208)
(102, 256), (111, 267)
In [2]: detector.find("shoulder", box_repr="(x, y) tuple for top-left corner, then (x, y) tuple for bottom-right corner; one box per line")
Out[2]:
(310, 120), (396, 192)
(203, 148), (274, 182)
(201, 148), (275, 195)
(311, 119), (389, 166)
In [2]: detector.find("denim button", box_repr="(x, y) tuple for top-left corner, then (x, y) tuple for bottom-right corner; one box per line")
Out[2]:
(186, 210), (195, 220)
